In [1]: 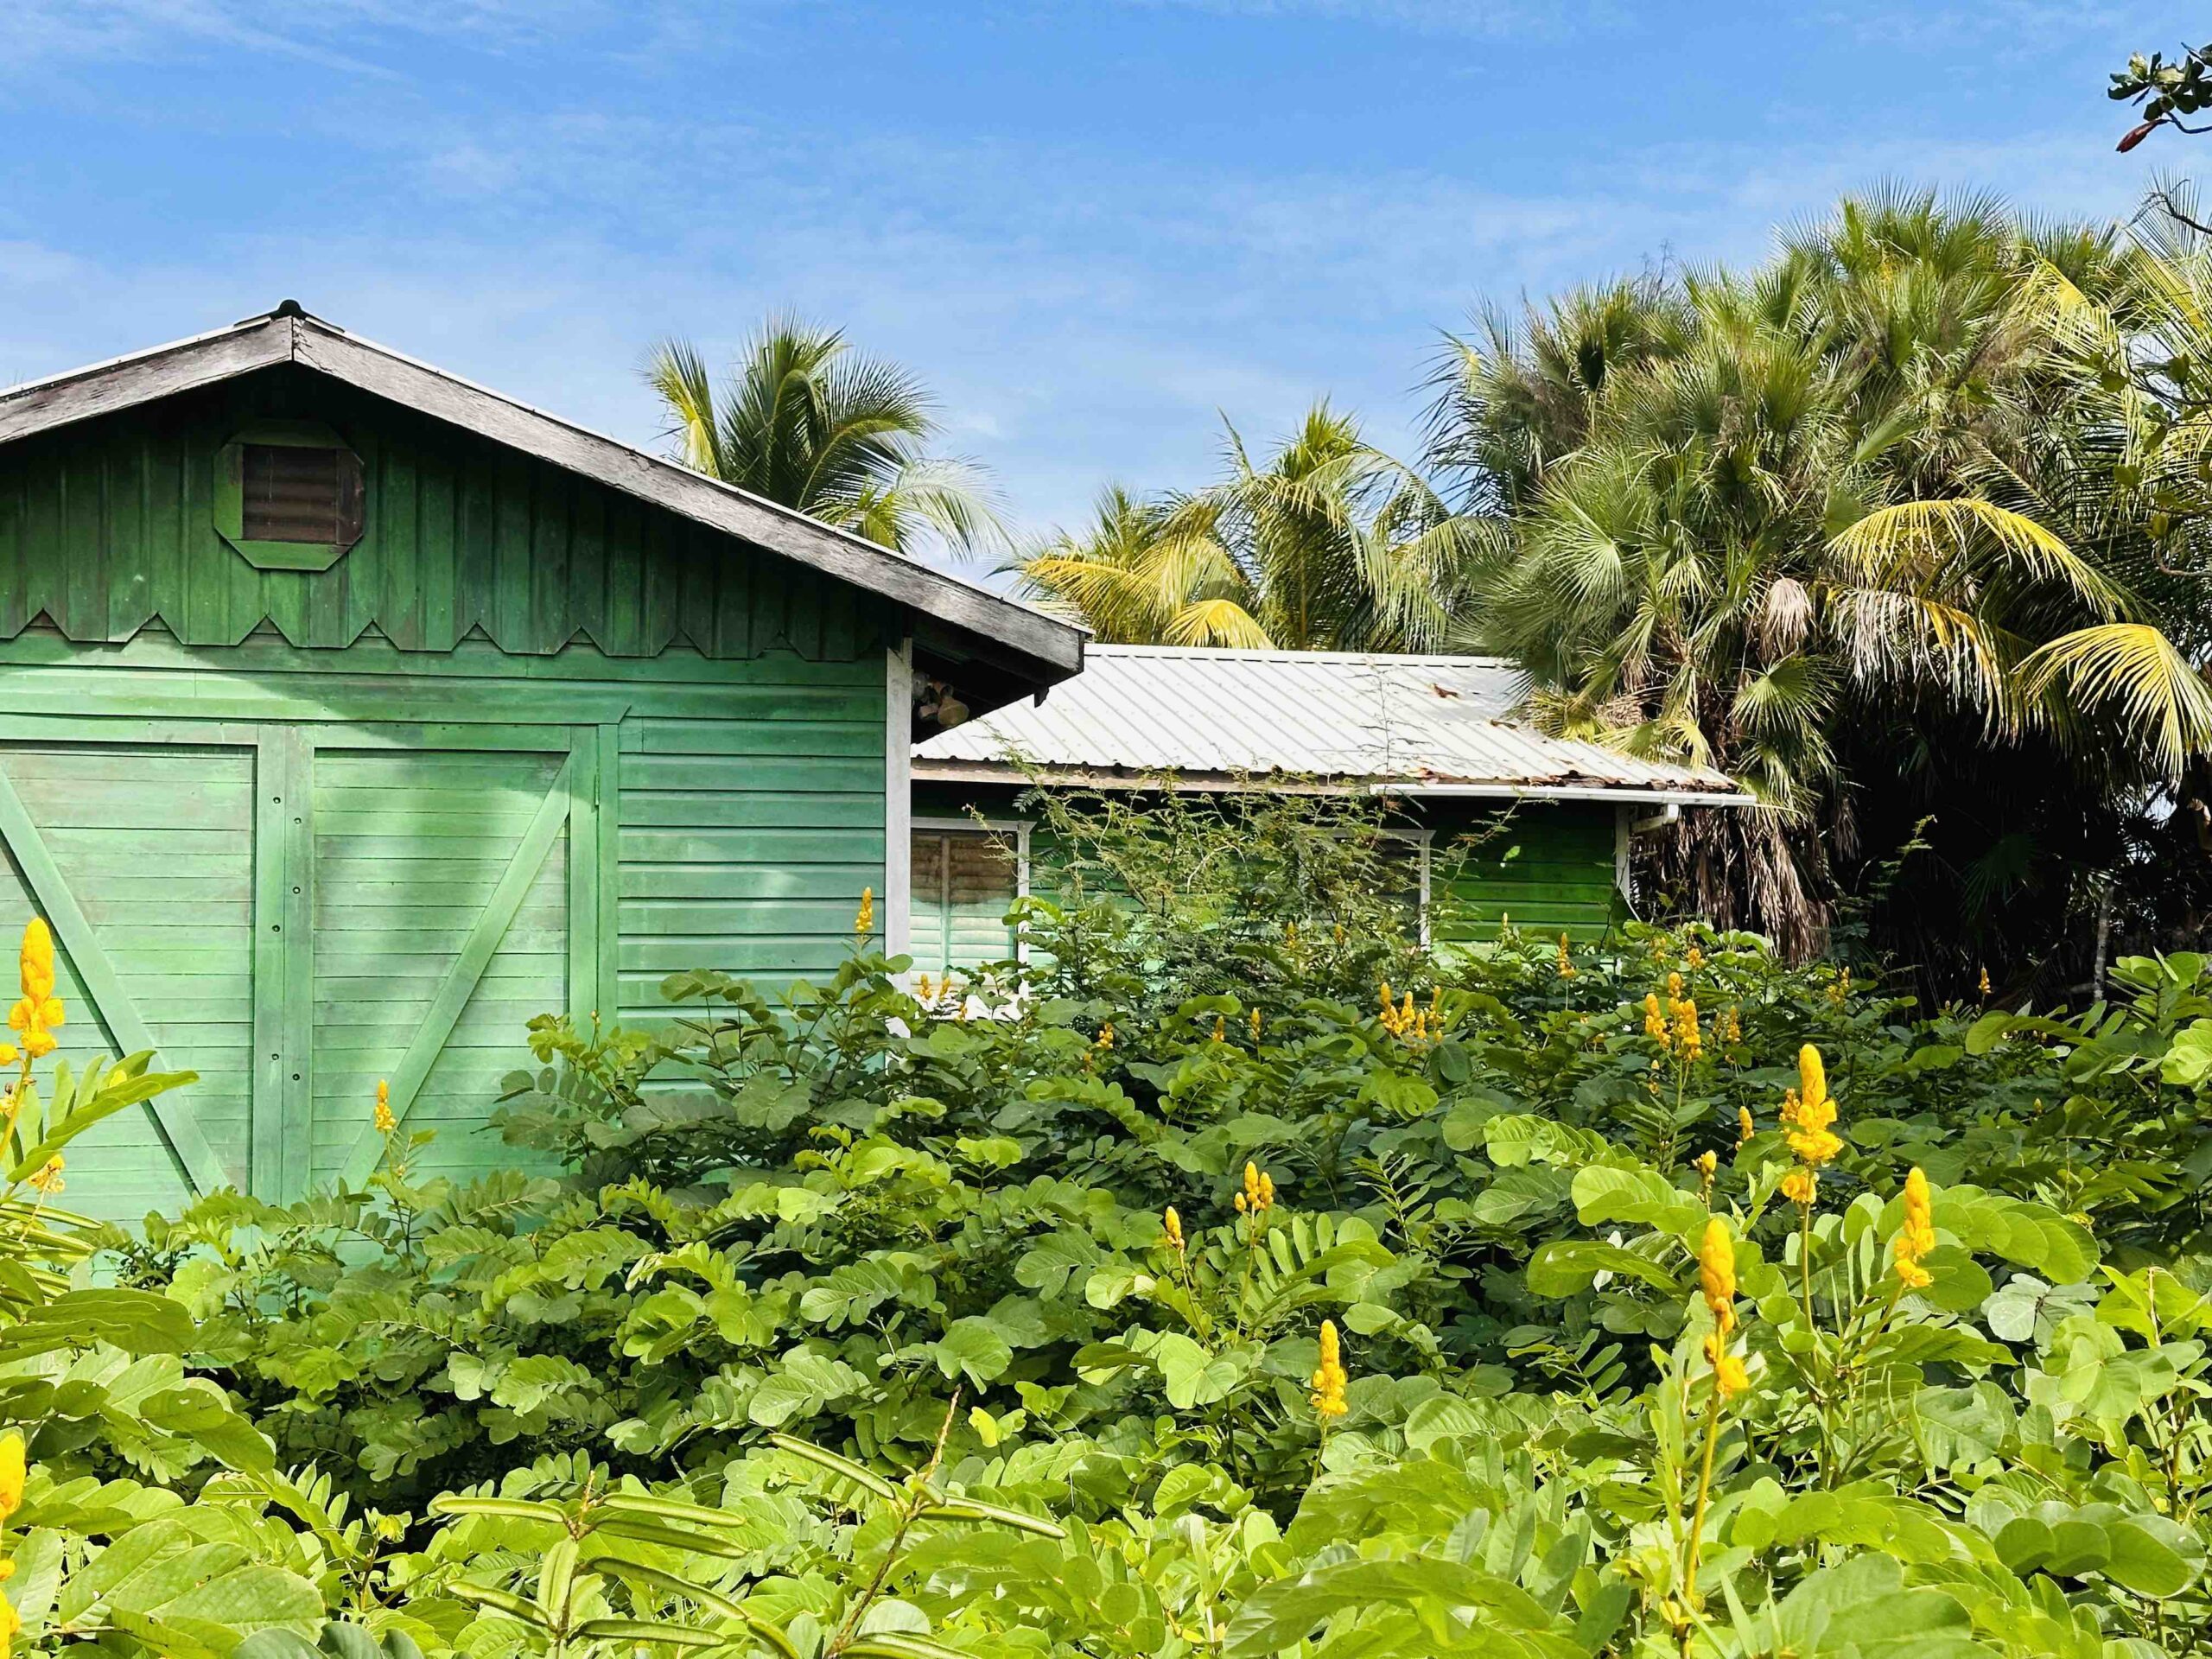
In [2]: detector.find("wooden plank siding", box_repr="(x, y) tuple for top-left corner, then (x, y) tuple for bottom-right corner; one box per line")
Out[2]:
(0, 367), (902, 1222)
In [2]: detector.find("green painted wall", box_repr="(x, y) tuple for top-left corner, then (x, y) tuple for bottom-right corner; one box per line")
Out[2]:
(0, 372), (894, 1221)
(907, 780), (1625, 974)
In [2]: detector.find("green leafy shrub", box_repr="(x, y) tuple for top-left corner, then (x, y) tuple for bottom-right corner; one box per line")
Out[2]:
(33, 792), (2212, 1655)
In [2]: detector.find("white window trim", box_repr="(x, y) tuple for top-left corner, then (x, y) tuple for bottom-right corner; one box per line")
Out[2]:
(911, 815), (1033, 963)
(1373, 826), (1434, 947)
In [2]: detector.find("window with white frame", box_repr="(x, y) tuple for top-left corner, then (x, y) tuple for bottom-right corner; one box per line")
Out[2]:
(907, 818), (1030, 975)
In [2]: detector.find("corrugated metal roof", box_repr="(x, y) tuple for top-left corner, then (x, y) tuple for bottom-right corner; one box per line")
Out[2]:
(913, 645), (1745, 804)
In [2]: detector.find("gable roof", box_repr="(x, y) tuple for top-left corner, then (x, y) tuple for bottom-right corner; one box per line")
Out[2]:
(0, 302), (1084, 690)
(915, 645), (1746, 806)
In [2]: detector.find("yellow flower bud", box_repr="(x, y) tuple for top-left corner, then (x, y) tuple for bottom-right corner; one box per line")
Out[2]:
(1697, 1217), (1737, 1332)
(1310, 1320), (1349, 1419)
(1798, 1044), (1827, 1114)
(1703, 1332), (1748, 1398)
(0, 1433), (25, 1522)
(17, 920), (52, 1006)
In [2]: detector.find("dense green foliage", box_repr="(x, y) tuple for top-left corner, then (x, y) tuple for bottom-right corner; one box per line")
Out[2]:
(15, 795), (2212, 1656)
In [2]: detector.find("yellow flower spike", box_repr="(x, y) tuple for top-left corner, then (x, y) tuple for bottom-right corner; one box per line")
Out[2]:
(1696, 1217), (1738, 1334)
(0, 1433), (23, 1522)
(1250, 1008), (1262, 1043)
(1893, 1166), (1936, 1289)
(1737, 1106), (1755, 1146)
(1781, 1166), (1818, 1205)
(1675, 998), (1702, 1062)
(1694, 1150), (1717, 1179)
(1378, 980), (1394, 1020)
(1243, 1162), (1260, 1209)
(854, 887), (874, 940)
(1259, 1171), (1274, 1211)
(1211, 1014), (1225, 1044)
(1163, 1207), (1185, 1250)
(1783, 1061), (1842, 1167)
(1556, 934), (1576, 979)
(1643, 993), (1668, 1043)
(1310, 1320), (1349, 1419)
(1235, 1192), (1249, 1214)
(373, 1079), (395, 1135)
(1978, 966), (1992, 999)
(1686, 944), (1704, 970)
(1667, 971), (1683, 1001)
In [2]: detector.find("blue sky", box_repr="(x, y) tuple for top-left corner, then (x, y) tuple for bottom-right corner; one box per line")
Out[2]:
(0, 2), (2190, 561)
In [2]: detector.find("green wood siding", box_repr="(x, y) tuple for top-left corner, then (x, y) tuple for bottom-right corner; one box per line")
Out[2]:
(0, 359), (900, 1222)
(1430, 804), (1623, 944)
(0, 364), (890, 660)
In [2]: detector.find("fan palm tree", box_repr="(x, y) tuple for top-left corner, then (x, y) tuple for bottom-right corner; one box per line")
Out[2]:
(1451, 190), (2159, 955)
(645, 318), (1003, 556)
(1014, 404), (1467, 651)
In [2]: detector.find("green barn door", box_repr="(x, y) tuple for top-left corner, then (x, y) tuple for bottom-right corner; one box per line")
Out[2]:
(298, 729), (601, 1196)
(0, 738), (257, 1217)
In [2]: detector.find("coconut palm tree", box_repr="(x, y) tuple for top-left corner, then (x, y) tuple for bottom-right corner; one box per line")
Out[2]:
(1014, 404), (1467, 651)
(645, 317), (1003, 556)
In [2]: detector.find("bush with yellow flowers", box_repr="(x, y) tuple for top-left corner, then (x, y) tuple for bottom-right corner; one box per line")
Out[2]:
(44, 784), (2212, 1659)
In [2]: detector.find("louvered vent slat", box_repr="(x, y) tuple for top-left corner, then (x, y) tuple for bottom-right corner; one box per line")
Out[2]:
(242, 443), (362, 544)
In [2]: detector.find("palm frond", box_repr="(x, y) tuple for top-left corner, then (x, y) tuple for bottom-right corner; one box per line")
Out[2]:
(2018, 622), (2212, 778)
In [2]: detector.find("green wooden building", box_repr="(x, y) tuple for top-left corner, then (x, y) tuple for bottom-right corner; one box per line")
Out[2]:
(907, 645), (1743, 976)
(0, 303), (1081, 1218)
